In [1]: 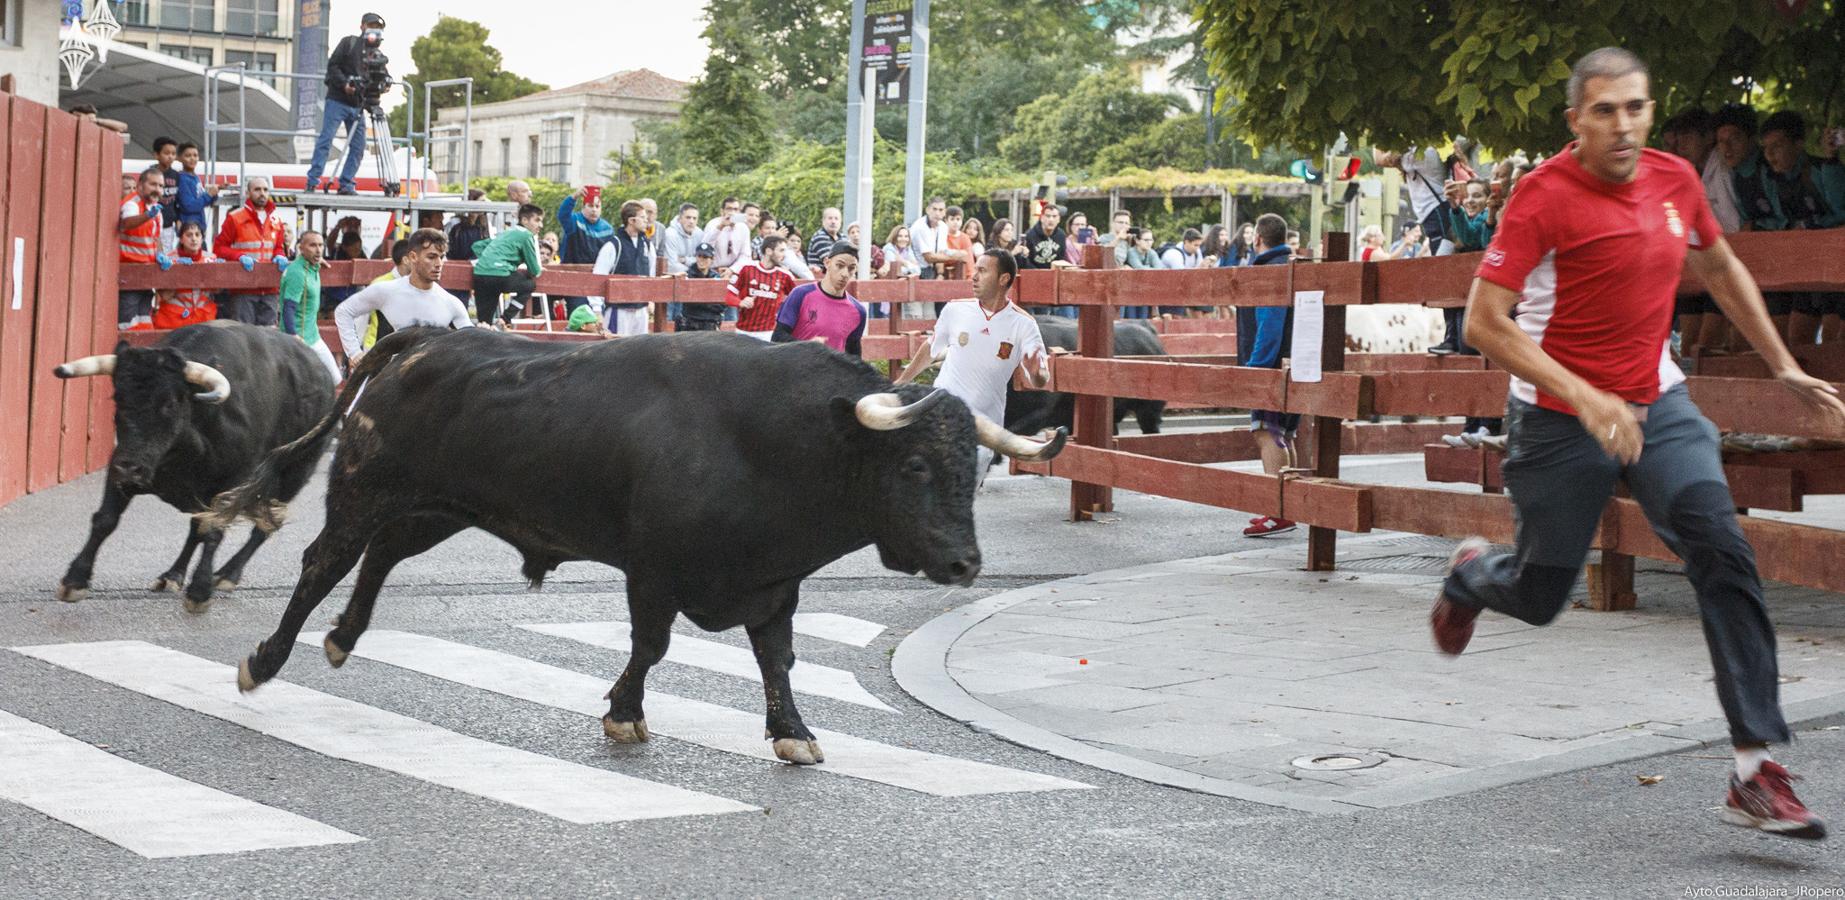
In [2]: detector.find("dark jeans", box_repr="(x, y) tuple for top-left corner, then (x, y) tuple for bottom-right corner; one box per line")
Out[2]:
(226, 293), (278, 327)
(675, 317), (721, 332)
(305, 97), (367, 191)
(1444, 385), (1789, 745)
(472, 271), (535, 325)
(117, 290), (153, 328)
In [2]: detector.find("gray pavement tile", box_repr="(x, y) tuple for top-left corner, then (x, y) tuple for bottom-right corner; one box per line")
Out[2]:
(1073, 721), (1297, 758)
(1042, 663), (1218, 690)
(980, 682), (1171, 713)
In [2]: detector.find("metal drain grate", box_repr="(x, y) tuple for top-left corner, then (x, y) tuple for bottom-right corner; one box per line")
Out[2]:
(1337, 553), (1453, 574)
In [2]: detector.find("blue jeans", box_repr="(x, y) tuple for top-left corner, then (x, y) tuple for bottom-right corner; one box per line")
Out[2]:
(305, 98), (367, 191)
(1445, 386), (1788, 746)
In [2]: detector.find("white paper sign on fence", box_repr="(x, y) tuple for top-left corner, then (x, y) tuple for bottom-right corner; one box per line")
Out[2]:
(10, 238), (22, 310)
(1289, 290), (1325, 383)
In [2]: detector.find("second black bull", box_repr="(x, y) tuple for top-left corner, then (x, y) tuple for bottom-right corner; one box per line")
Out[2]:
(1003, 315), (1167, 438)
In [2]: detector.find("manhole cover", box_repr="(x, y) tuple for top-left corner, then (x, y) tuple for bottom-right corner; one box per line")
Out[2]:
(1291, 752), (1385, 771)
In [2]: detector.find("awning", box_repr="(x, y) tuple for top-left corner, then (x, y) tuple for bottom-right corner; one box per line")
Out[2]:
(58, 32), (297, 163)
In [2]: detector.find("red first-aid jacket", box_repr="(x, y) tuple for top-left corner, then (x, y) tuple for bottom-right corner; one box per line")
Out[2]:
(213, 200), (289, 295)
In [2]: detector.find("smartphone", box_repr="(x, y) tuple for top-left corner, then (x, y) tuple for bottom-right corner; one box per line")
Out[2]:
(1078, 226), (1096, 241)
(1490, 181), (1505, 200)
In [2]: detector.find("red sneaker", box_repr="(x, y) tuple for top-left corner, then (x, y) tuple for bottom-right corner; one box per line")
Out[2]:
(1723, 761), (1828, 840)
(1430, 538), (1490, 656)
(1242, 516), (1297, 537)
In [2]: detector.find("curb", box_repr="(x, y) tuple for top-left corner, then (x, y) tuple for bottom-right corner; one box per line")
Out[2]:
(892, 554), (1845, 814)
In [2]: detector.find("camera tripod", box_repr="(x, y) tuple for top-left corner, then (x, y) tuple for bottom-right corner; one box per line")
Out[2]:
(364, 103), (401, 198)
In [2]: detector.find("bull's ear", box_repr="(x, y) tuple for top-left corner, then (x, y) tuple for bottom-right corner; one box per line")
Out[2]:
(113, 340), (132, 354)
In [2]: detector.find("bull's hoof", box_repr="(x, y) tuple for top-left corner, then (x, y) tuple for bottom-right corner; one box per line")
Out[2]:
(323, 634), (349, 668)
(182, 596), (212, 615)
(602, 716), (649, 743)
(55, 582), (88, 603)
(150, 573), (182, 593)
(213, 576), (240, 591)
(771, 738), (825, 766)
(237, 657), (261, 693)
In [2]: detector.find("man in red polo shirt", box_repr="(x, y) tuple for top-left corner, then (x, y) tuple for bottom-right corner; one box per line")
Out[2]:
(1433, 48), (1845, 840)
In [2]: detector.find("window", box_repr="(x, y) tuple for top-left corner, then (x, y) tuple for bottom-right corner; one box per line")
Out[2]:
(500, 138), (511, 178)
(161, 44), (214, 67)
(118, 0), (151, 26)
(225, 0), (281, 36)
(224, 49), (277, 86)
(160, 0), (213, 31)
(1, 0), (19, 48)
(539, 117), (573, 183)
(527, 135), (539, 178)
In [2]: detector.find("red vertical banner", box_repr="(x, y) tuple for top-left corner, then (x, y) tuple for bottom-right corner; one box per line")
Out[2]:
(87, 128), (124, 473)
(60, 122), (103, 481)
(27, 108), (76, 492)
(0, 94), (37, 505)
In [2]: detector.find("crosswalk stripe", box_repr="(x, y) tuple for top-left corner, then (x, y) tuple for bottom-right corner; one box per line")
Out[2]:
(12, 641), (756, 824)
(324, 630), (1092, 797)
(0, 709), (364, 858)
(517, 621), (896, 712)
(792, 613), (886, 647)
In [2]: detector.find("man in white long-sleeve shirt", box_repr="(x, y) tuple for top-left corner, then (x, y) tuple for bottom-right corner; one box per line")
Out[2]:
(334, 228), (475, 365)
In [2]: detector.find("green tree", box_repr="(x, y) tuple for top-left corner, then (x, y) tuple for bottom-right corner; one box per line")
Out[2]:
(1092, 113), (1208, 173)
(1195, 0), (1845, 154)
(998, 69), (1179, 173)
(678, 15), (776, 173)
(387, 16), (547, 147)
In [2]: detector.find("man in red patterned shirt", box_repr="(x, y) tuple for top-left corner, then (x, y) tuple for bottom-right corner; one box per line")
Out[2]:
(1433, 48), (1845, 841)
(726, 235), (797, 340)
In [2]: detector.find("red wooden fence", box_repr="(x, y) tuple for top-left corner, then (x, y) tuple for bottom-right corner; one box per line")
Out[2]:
(0, 88), (124, 507)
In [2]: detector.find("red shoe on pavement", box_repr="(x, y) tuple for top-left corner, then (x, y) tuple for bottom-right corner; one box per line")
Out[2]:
(1242, 516), (1296, 537)
(1430, 537), (1490, 656)
(1723, 761), (1828, 840)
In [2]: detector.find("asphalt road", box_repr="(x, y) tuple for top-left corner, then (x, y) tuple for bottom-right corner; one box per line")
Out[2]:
(0, 452), (1839, 899)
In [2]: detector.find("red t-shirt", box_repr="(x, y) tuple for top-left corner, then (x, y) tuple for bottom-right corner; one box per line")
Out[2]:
(1477, 145), (1720, 414)
(725, 261), (797, 333)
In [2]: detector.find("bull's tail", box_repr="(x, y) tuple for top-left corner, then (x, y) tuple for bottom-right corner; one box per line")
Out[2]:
(200, 329), (439, 532)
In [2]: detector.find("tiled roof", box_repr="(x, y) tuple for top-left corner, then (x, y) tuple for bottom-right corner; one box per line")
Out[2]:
(522, 68), (689, 103)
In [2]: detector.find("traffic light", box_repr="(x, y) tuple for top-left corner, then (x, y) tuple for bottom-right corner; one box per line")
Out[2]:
(1290, 159), (1323, 184)
(1334, 156), (1362, 180)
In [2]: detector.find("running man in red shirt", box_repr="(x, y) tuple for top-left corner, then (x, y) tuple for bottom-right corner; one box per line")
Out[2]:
(726, 235), (797, 340)
(1434, 48), (1845, 840)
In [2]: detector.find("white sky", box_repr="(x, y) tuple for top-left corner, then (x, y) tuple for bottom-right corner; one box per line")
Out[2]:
(327, 0), (712, 90)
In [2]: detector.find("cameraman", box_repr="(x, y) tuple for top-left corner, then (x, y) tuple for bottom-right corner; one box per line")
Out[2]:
(305, 12), (386, 196)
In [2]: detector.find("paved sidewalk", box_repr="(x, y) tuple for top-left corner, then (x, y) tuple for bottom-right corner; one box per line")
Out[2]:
(895, 532), (1845, 813)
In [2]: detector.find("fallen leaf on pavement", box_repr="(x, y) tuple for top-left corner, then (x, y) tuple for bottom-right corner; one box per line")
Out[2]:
(1636, 775), (1664, 786)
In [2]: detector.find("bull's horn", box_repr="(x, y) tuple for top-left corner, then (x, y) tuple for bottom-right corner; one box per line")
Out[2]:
(974, 414), (1068, 463)
(183, 361), (231, 404)
(54, 355), (116, 378)
(854, 390), (946, 431)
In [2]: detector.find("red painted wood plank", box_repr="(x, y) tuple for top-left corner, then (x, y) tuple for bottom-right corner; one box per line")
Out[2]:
(1050, 356), (1286, 409)
(1371, 253), (1478, 307)
(1369, 370), (1510, 417)
(1155, 333), (1238, 355)
(0, 95), (46, 503)
(87, 129), (124, 473)
(60, 121), (103, 483)
(27, 107), (76, 491)
(1688, 230), (1845, 294)
(0, 93), (16, 505)
(1687, 376), (1845, 440)
(1345, 353), (1488, 373)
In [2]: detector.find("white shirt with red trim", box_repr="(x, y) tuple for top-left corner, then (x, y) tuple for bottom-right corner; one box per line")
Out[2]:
(1476, 145), (1721, 414)
(929, 300), (1046, 423)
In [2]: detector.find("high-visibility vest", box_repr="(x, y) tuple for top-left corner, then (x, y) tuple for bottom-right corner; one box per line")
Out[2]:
(119, 194), (160, 264)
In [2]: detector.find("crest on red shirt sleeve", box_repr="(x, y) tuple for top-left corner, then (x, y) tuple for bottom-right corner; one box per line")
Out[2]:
(1483, 248), (1506, 267)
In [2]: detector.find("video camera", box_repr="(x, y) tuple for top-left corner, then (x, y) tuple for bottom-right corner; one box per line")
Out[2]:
(343, 26), (392, 114)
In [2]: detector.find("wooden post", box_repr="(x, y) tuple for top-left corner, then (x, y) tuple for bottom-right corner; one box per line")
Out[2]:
(1306, 231), (1352, 571)
(1069, 245), (1115, 520)
(1586, 554), (1637, 611)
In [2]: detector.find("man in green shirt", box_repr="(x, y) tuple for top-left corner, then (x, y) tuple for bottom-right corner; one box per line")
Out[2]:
(470, 203), (545, 329)
(279, 231), (339, 385)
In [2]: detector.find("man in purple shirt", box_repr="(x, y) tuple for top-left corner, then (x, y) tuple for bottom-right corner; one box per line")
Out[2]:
(772, 242), (867, 356)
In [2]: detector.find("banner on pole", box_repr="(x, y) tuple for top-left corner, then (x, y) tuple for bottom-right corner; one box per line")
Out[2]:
(293, 0), (329, 162)
(862, 0), (912, 106)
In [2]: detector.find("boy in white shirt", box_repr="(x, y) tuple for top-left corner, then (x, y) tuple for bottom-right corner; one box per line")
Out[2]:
(334, 228), (476, 364)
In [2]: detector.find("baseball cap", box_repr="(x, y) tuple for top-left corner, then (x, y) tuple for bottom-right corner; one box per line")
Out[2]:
(566, 306), (600, 332)
(694, 242), (716, 257)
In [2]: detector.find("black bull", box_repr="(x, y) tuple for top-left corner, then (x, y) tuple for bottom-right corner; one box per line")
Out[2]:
(208, 328), (1064, 765)
(52, 321), (335, 611)
(1004, 315), (1167, 438)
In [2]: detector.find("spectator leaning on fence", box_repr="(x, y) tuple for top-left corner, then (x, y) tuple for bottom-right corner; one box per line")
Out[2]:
(1018, 205), (1071, 271)
(1240, 213), (1301, 538)
(1746, 110), (1845, 345)
(557, 186), (615, 314)
(152, 137), (180, 254)
(727, 234), (797, 340)
(675, 242), (723, 332)
(470, 203), (546, 329)
(589, 200), (656, 336)
(1101, 209), (1132, 264)
(942, 206), (973, 279)
(773, 242), (867, 356)
(171, 142), (217, 234)
(1664, 108), (1743, 353)
(960, 216), (987, 263)
(213, 176), (290, 327)
(117, 166), (164, 330)
(909, 197), (956, 280)
(278, 231), (341, 385)
(151, 220), (219, 330)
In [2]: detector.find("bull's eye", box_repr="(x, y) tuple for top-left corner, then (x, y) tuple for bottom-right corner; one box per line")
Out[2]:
(905, 456), (931, 482)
